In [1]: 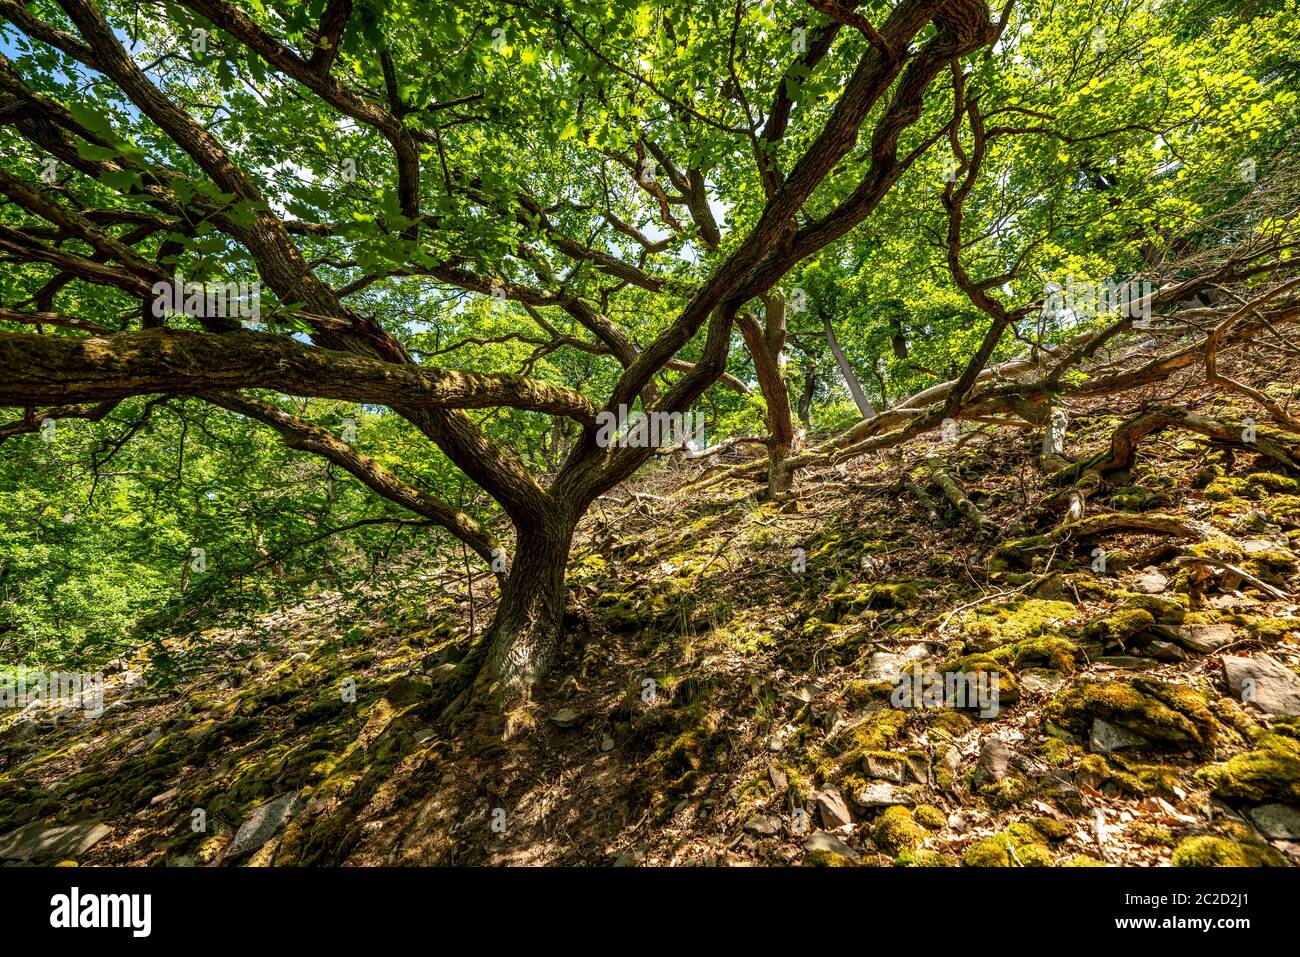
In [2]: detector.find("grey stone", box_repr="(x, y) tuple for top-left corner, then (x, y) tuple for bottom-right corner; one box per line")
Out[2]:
(942, 746), (961, 779)
(1176, 623), (1235, 654)
(802, 830), (861, 863)
(743, 814), (782, 837)
(149, 787), (179, 806)
(972, 737), (1010, 789)
(600, 736), (615, 752)
(862, 753), (908, 784)
(225, 793), (302, 861)
(813, 786), (853, 828)
(863, 652), (904, 684)
(1276, 841), (1300, 863)
(1019, 670), (1065, 695)
(855, 783), (914, 808)
(1207, 593), (1259, 611)
(768, 763), (788, 791)
(1090, 718), (1150, 753)
(1132, 567), (1169, 594)
(902, 643), (931, 662)
(425, 662), (459, 684)
(0, 820), (111, 862)
(1147, 623), (1183, 641)
(1096, 656), (1158, 670)
(1224, 655), (1300, 716)
(1248, 804), (1300, 840)
(1147, 640), (1188, 662)
(551, 707), (582, 729)
(1242, 539), (1285, 555)
(789, 683), (818, 703)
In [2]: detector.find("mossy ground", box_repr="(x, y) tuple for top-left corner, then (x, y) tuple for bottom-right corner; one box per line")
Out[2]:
(3, 354), (1298, 866)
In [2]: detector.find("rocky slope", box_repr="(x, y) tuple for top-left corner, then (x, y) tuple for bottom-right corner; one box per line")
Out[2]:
(2, 357), (1299, 867)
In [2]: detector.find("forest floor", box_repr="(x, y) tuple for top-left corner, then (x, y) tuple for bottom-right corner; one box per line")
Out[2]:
(3, 350), (1300, 867)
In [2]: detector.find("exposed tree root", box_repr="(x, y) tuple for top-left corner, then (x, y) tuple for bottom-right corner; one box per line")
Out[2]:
(1072, 405), (1299, 478)
(902, 474), (941, 526)
(925, 453), (998, 536)
(994, 511), (1214, 570)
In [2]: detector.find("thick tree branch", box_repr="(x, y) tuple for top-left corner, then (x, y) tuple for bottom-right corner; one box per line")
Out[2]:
(0, 329), (599, 424)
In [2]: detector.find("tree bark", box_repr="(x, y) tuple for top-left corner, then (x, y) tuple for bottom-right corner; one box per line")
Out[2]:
(1039, 406), (1070, 473)
(797, 364), (816, 431)
(472, 507), (579, 706)
(739, 296), (802, 496)
(820, 308), (874, 417)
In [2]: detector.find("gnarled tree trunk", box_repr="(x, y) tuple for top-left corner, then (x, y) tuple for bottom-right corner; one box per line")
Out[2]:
(473, 507), (578, 705)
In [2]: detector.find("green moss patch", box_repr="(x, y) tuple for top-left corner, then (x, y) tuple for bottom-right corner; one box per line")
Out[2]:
(1171, 834), (1285, 867)
(962, 823), (1054, 867)
(1044, 678), (1217, 754)
(874, 806), (925, 854)
(1197, 733), (1300, 804)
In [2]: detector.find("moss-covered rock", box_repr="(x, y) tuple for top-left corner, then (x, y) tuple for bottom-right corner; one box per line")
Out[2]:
(1027, 817), (1071, 842)
(929, 709), (974, 739)
(1076, 753), (1182, 798)
(1203, 478), (1255, 503)
(938, 655), (1020, 707)
(1196, 733), (1300, 804)
(958, 599), (1078, 652)
(1242, 548), (1298, 586)
(594, 576), (700, 636)
(1185, 536), (1246, 562)
(962, 826), (1054, 867)
(874, 806), (925, 854)
(990, 634), (1080, 673)
(1171, 834), (1286, 867)
(1234, 614), (1300, 643)
(896, 848), (953, 867)
(1116, 593), (1187, 622)
(1129, 823), (1176, 847)
(1246, 471), (1300, 495)
(1082, 609), (1155, 648)
(914, 804), (947, 830)
(630, 700), (726, 814)
(1111, 486), (1172, 512)
(803, 848), (858, 867)
(828, 709), (908, 763)
(822, 581), (924, 621)
(1043, 678), (1217, 754)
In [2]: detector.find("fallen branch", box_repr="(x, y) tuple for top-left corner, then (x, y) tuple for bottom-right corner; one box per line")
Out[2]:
(1172, 554), (1291, 601)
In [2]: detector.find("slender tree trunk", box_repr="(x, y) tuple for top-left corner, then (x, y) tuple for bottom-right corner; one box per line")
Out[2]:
(820, 308), (874, 417)
(871, 357), (890, 409)
(797, 364), (816, 432)
(740, 295), (802, 496)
